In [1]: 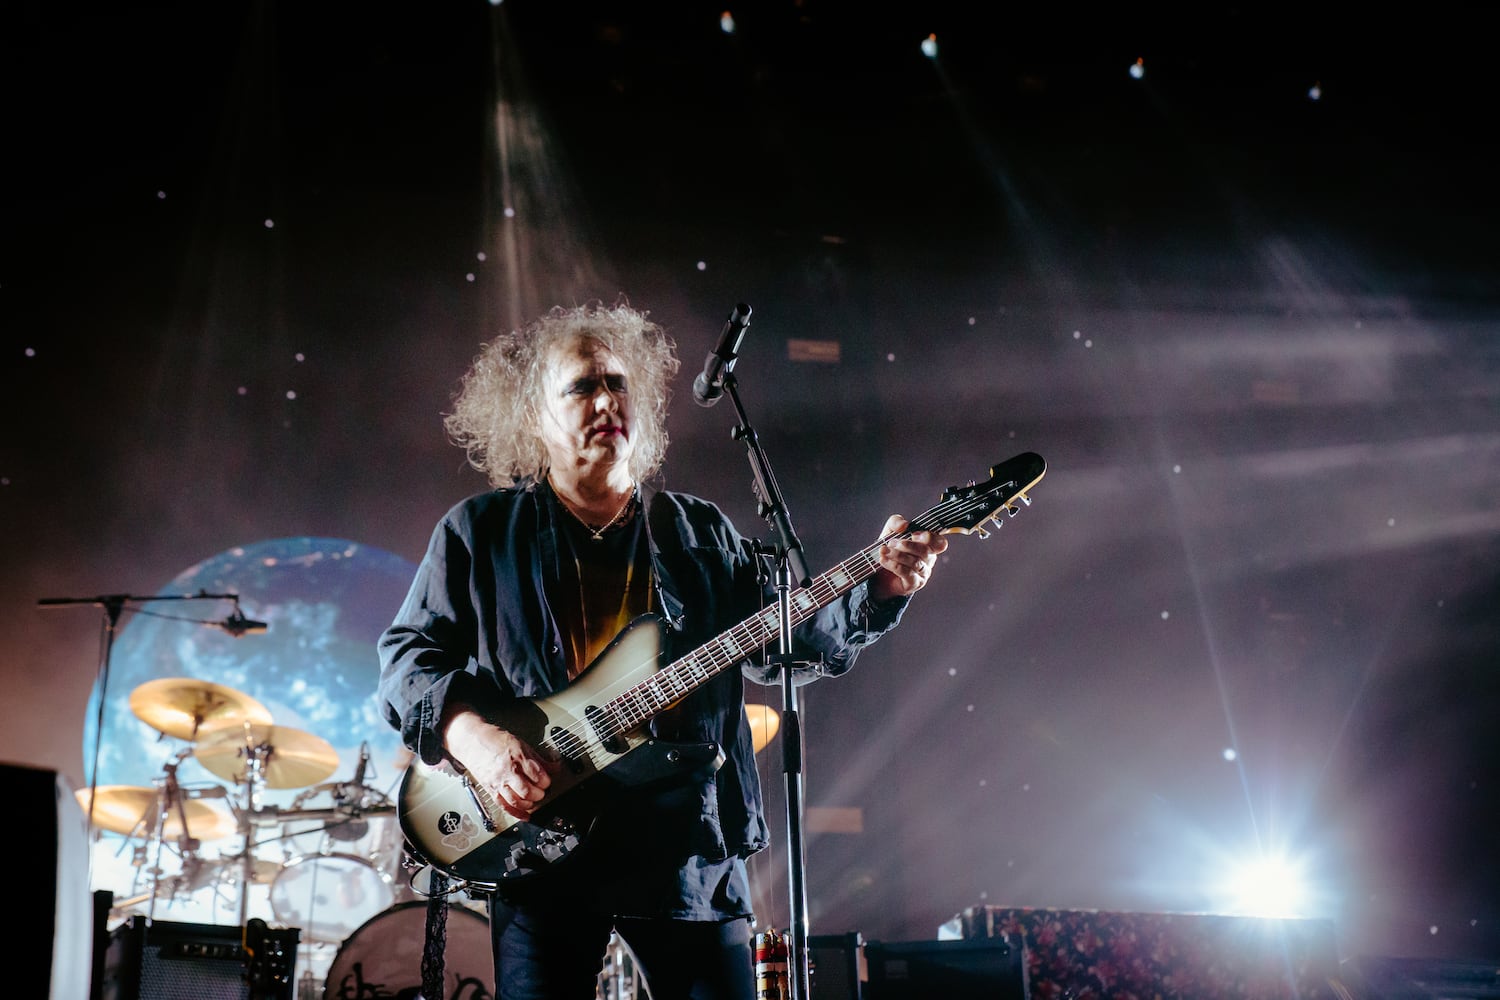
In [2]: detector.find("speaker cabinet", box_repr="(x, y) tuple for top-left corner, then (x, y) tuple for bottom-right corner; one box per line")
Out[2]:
(808, 932), (866, 1000)
(100, 917), (299, 1000)
(864, 936), (1028, 1000)
(0, 763), (92, 1000)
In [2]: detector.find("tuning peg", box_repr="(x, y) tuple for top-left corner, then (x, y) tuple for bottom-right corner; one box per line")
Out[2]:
(972, 525), (991, 540)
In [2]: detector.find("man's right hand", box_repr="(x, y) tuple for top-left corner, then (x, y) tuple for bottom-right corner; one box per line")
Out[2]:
(442, 705), (557, 820)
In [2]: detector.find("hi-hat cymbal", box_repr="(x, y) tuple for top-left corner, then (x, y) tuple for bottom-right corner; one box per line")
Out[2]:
(747, 703), (780, 753)
(76, 785), (236, 841)
(129, 677), (274, 741)
(194, 724), (339, 789)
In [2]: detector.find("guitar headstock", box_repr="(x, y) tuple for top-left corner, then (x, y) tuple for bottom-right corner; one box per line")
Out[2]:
(923, 452), (1046, 539)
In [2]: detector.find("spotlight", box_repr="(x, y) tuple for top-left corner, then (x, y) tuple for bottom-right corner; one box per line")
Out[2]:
(1308, 81), (1322, 101)
(1219, 853), (1311, 918)
(720, 10), (735, 34)
(1129, 57), (1145, 79)
(921, 33), (938, 59)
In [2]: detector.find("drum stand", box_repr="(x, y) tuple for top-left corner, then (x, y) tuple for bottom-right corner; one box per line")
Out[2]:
(224, 738), (276, 927)
(95, 748), (226, 921)
(148, 751), (199, 920)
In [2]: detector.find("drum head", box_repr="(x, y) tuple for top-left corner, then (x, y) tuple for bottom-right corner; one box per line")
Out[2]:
(324, 900), (494, 999)
(270, 852), (394, 945)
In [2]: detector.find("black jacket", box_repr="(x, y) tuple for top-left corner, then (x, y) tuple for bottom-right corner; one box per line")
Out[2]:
(378, 482), (907, 874)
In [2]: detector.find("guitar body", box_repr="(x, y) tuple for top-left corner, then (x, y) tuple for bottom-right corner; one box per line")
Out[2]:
(398, 614), (725, 893)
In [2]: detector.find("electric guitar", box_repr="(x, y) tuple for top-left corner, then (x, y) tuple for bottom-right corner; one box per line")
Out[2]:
(397, 452), (1046, 896)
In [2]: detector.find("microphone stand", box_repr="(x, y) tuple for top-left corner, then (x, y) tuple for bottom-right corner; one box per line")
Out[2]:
(35, 590), (247, 878)
(717, 363), (818, 1000)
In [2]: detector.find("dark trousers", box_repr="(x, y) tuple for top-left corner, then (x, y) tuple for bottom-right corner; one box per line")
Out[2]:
(489, 898), (755, 1000)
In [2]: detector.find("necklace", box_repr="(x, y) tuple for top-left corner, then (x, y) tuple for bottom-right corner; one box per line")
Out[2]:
(552, 481), (636, 541)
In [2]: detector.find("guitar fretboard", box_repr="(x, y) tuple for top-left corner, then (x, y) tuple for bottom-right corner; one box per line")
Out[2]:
(569, 451), (1041, 746)
(607, 543), (886, 729)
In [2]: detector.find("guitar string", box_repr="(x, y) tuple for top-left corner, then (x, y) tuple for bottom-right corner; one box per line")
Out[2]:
(539, 488), (1023, 762)
(538, 547), (884, 770)
(537, 488), (1025, 764)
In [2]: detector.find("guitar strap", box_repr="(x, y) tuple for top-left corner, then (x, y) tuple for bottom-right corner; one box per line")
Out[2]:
(420, 869), (451, 999)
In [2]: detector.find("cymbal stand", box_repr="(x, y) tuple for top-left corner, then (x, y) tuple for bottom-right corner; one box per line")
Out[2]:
(228, 736), (274, 927)
(146, 749), (202, 921)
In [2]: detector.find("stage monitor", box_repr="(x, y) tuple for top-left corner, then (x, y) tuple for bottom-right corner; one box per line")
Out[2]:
(1, 762), (94, 1000)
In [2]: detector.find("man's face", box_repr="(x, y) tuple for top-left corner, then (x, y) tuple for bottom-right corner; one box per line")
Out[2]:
(539, 337), (634, 480)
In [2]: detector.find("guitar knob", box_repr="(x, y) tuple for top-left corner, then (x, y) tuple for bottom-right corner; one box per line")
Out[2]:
(665, 749), (681, 764)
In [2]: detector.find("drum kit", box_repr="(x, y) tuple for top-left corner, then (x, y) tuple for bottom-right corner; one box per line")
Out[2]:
(80, 675), (664, 998)
(78, 675), (483, 995)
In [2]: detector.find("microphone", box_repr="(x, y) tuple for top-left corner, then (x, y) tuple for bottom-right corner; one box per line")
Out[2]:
(351, 740), (370, 789)
(328, 741), (375, 842)
(692, 303), (752, 407)
(216, 610), (268, 637)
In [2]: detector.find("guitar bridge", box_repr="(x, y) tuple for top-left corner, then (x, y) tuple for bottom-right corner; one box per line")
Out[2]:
(461, 774), (498, 831)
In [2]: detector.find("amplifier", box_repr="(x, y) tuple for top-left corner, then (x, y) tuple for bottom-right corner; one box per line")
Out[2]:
(808, 931), (866, 1000)
(100, 917), (299, 1000)
(863, 936), (1028, 1000)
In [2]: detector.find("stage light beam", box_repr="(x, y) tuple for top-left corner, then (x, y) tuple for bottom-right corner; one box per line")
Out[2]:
(1220, 853), (1311, 918)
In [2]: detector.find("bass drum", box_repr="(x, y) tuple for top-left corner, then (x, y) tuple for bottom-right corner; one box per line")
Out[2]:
(324, 900), (494, 1000)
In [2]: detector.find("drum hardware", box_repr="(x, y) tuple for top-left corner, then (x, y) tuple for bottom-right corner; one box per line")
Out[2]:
(266, 752), (407, 948)
(193, 724), (341, 925)
(79, 748), (238, 922)
(75, 781), (236, 842)
(270, 802), (397, 825)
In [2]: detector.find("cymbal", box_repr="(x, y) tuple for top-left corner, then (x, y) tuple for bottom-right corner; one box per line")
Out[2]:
(76, 785), (236, 841)
(204, 855), (282, 886)
(747, 703), (780, 753)
(129, 677), (273, 741)
(194, 724), (339, 789)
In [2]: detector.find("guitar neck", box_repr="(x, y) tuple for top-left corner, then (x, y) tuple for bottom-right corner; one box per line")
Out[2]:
(607, 542), (886, 727)
(593, 452), (1045, 734)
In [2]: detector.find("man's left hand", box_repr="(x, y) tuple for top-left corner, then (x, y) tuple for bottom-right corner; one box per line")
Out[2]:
(870, 514), (948, 602)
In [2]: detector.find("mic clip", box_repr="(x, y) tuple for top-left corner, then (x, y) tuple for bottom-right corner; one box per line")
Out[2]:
(217, 609), (268, 637)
